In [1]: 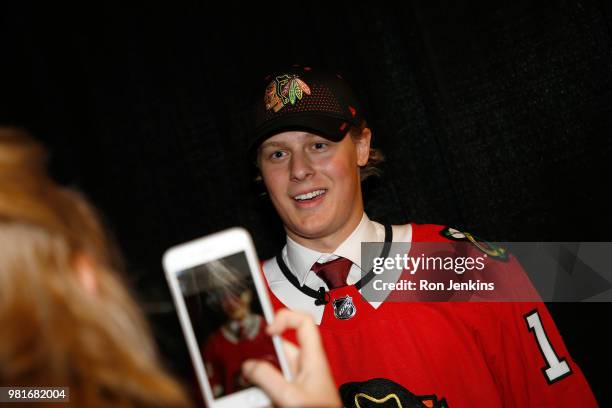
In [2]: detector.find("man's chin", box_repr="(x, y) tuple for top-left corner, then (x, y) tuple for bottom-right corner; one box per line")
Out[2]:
(287, 220), (336, 241)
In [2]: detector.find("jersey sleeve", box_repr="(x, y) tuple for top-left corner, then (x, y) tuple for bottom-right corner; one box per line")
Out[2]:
(201, 335), (224, 397)
(475, 253), (597, 406)
(423, 224), (598, 405)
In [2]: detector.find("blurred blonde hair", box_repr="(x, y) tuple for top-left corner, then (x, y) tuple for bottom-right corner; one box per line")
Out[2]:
(0, 127), (190, 407)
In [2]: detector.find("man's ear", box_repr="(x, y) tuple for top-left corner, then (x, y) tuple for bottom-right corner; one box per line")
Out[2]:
(355, 127), (372, 166)
(73, 252), (98, 295)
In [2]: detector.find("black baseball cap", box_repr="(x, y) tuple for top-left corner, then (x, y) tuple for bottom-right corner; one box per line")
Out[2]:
(249, 66), (363, 154)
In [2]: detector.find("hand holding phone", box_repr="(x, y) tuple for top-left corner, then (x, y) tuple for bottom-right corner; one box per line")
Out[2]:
(242, 309), (342, 408)
(163, 228), (291, 408)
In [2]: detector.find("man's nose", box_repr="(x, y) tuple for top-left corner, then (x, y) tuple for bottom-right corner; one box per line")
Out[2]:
(290, 152), (314, 181)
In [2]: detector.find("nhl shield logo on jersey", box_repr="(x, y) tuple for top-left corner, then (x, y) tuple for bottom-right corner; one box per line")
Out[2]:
(440, 226), (508, 261)
(332, 295), (356, 320)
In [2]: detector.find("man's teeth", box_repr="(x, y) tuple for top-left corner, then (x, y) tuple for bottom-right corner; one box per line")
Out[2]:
(294, 189), (326, 201)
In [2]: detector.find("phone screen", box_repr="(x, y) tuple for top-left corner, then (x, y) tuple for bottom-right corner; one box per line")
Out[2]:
(177, 251), (280, 400)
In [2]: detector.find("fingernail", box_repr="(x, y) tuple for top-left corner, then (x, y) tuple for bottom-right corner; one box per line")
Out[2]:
(242, 359), (255, 375)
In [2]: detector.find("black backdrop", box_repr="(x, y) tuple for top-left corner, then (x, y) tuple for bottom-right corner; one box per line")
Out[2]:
(2, 1), (611, 404)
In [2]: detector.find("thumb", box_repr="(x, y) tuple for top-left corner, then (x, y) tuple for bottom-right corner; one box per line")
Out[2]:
(242, 359), (294, 405)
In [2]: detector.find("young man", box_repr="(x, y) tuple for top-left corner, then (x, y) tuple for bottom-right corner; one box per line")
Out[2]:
(248, 66), (597, 407)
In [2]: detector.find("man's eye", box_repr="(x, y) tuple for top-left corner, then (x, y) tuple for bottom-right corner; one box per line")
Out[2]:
(270, 151), (286, 159)
(313, 142), (327, 150)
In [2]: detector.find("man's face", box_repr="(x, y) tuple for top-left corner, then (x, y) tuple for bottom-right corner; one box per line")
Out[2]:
(220, 290), (252, 321)
(258, 130), (370, 248)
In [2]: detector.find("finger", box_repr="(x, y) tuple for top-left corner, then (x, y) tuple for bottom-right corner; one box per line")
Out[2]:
(281, 339), (300, 375)
(267, 309), (313, 334)
(242, 359), (295, 405)
(267, 309), (324, 362)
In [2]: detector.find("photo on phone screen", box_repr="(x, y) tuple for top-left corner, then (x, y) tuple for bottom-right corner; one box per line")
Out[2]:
(176, 251), (281, 400)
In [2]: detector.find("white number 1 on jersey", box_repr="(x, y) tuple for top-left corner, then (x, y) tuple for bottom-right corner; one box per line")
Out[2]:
(525, 310), (572, 384)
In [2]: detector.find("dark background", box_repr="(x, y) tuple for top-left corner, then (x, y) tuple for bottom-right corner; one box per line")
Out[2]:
(2, 1), (611, 405)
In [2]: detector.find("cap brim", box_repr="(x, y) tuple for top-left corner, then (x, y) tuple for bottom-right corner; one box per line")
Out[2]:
(249, 114), (352, 154)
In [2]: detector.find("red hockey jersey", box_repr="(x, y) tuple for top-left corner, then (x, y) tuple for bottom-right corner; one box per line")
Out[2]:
(265, 223), (597, 407)
(201, 315), (278, 397)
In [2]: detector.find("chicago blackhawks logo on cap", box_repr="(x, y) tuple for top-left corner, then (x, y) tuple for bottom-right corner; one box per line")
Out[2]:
(264, 74), (311, 112)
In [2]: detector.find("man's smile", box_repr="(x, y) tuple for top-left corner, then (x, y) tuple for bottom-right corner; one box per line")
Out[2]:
(291, 189), (328, 208)
(292, 189), (327, 201)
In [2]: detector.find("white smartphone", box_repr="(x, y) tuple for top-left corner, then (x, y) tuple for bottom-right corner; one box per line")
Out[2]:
(163, 227), (291, 408)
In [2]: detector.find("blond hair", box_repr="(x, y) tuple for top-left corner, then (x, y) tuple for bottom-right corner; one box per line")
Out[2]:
(348, 120), (384, 181)
(0, 127), (191, 407)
